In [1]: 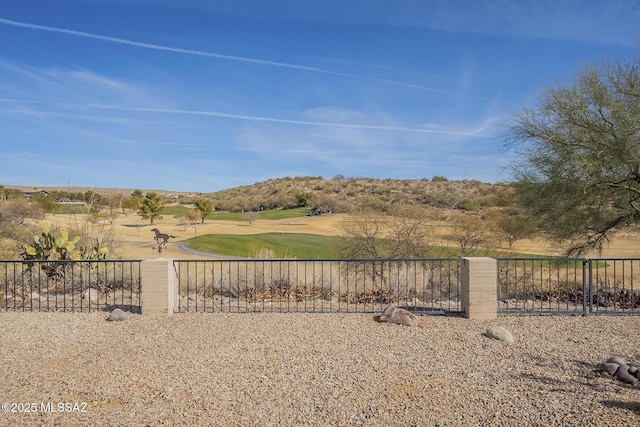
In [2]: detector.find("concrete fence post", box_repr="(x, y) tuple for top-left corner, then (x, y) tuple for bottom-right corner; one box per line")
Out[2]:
(460, 257), (497, 320)
(140, 258), (177, 315)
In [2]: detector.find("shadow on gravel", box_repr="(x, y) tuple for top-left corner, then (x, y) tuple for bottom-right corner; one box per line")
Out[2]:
(104, 304), (141, 314)
(600, 400), (640, 415)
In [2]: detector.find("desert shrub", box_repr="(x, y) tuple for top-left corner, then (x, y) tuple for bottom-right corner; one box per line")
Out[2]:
(457, 198), (481, 211)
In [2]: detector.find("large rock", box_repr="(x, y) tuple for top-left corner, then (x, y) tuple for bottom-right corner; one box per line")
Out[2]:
(379, 305), (420, 326)
(107, 308), (129, 321)
(484, 326), (514, 344)
(599, 357), (639, 384)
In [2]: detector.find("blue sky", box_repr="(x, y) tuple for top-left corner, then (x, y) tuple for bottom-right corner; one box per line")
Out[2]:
(0, 0), (638, 192)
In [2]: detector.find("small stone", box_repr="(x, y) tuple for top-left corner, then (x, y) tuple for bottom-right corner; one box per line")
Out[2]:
(484, 326), (514, 344)
(606, 356), (627, 366)
(614, 364), (637, 384)
(379, 305), (419, 326)
(107, 308), (129, 321)
(599, 362), (620, 376)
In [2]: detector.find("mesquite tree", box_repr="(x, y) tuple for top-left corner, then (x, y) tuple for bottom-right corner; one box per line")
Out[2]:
(505, 56), (640, 255)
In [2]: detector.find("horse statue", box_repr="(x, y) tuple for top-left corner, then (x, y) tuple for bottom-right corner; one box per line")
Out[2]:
(151, 228), (176, 245)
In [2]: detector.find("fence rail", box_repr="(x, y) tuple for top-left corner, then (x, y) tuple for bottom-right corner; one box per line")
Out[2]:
(497, 258), (640, 315)
(2, 257), (640, 315)
(173, 259), (462, 313)
(1, 260), (141, 312)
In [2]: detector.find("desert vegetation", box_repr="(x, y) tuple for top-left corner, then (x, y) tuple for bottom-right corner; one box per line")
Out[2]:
(0, 178), (526, 261)
(2, 170), (639, 262)
(505, 56), (640, 255)
(198, 175), (513, 214)
(7, 45), (640, 263)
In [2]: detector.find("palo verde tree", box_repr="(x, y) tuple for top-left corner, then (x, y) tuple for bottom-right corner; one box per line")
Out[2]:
(505, 55), (640, 255)
(137, 192), (164, 224)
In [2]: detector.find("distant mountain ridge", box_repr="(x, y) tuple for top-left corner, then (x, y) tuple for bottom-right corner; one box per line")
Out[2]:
(5, 176), (513, 213)
(204, 176), (513, 213)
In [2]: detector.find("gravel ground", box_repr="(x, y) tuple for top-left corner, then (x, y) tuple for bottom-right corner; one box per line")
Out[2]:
(1, 312), (640, 426)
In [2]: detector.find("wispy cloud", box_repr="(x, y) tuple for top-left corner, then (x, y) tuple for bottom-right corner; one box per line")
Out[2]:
(0, 94), (498, 139)
(0, 60), (156, 105)
(0, 18), (360, 75)
(397, 0), (639, 45)
(90, 104), (495, 137)
(141, 0), (638, 45)
(0, 17), (512, 105)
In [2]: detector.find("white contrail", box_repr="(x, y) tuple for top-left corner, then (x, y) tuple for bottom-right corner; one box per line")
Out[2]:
(0, 97), (494, 136)
(0, 17), (357, 77)
(0, 17), (512, 104)
(91, 104), (493, 137)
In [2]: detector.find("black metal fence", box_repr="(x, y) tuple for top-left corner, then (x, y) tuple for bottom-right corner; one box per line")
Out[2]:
(173, 259), (463, 314)
(3, 257), (639, 315)
(497, 258), (640, 315)
(1, 260), (141, 312)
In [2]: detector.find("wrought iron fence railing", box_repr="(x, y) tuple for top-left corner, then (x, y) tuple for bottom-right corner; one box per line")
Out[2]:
(173, 259), (463, 313)
(1, 260), (141, 312)
(2, 257), (639, 315)
(497, 258), (640, 315)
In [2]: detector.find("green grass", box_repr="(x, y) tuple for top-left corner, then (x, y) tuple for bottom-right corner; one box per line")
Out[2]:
(209, 212), (244, 221)
(163, 205), (191, 217)
(51, 204), (88, 215)
(165, 206), (309, 221)
(186, 232), (547, 260)
(430, 247), (550, 259)
(210, 207), (309, 221)
(258, 208), (310, 220)
(187, 233), (339, 259)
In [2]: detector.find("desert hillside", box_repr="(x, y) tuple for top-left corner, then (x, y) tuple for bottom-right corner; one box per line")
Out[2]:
(3, 177), (640, 260)
(4, 175), (512, 213)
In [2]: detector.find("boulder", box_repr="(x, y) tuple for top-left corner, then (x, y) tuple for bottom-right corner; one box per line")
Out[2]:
(484, 326), (514, 344)
(106, 308), (129, 321)
(379, 305), (420, 326)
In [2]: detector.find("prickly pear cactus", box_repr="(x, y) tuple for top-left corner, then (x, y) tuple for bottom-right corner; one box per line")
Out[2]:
(21, 224), (82, 261)
(84, 235), (109, 260)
